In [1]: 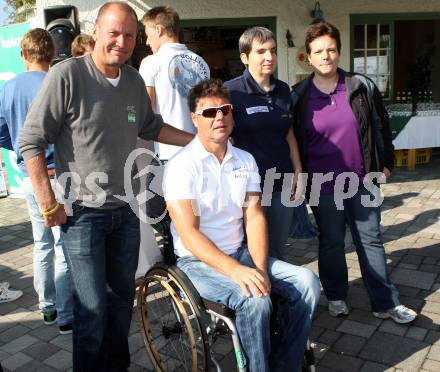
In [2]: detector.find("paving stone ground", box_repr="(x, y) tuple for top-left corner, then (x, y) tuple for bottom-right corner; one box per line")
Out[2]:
(0, 152), (439, 371)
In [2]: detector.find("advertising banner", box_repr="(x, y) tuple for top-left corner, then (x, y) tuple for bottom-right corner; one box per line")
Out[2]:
(0, 22), (30, 197)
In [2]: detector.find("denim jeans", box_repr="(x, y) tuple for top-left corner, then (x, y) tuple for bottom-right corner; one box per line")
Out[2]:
(177, 246), (320, 372)
(311, 186), (400, 312)
(290, 203), (319, 239)
(263, 191), (294, 260)
(22, 177), (73, 325)
(61, 203), (140, 372)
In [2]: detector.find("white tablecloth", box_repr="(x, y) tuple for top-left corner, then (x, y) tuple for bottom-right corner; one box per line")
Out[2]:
(393, 115), (440, 150)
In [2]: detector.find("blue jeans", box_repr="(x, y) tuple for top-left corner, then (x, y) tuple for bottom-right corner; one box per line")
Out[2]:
(22, 177), (73, 325)
(263, 192), (294, 260)
(311, 186), (400, 312)
(177, 246), (320, 372)
(290, 203), (319, 239)
(61, 203), (140, 372)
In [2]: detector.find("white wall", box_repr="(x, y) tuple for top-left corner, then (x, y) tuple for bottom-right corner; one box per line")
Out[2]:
(37, 0), (440, 85)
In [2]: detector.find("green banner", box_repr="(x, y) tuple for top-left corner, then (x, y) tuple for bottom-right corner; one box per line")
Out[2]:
(0, 22), (30, 196)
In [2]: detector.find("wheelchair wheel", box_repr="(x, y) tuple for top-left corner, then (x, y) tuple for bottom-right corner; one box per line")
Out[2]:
(302, 340), (316, 372)
(137, 265), (209, 371)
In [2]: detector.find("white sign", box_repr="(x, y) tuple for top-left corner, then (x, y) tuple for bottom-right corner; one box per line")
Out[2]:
(353, 56), (388, 74)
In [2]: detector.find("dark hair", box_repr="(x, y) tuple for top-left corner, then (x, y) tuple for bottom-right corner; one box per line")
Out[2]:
(20, 28), (54, 63)
(71, 34), (95, 57)
(141, 6), (180, 38)
(305, 21), (341, 54)
(239, 26), (276, 55)
(96, 1), (138, 24)
(188, 79), (230, 113)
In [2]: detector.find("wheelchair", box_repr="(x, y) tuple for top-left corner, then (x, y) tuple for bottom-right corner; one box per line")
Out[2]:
(136, 208), (316, 371)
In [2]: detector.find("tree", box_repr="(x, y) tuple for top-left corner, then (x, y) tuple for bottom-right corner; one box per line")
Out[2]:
(3, 0), (36, 24)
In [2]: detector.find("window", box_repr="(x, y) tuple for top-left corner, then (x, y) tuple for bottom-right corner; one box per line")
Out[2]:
(351, 13), (440, 104)
(352, 24), (391, 99)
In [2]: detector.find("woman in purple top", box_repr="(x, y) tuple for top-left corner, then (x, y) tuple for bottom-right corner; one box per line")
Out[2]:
(291, 22), (417, 324)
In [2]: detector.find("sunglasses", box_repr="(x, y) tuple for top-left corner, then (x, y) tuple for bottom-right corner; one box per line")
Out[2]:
(195, 104), (233, 118)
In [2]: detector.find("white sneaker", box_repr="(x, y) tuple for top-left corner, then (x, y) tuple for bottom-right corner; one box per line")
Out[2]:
(0, 282), (23, 303)
(373, 305), (417, 324)
(328, 300), (350, 317)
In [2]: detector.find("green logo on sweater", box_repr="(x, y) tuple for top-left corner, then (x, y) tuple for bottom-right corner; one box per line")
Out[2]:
(127, 105), (136, 123)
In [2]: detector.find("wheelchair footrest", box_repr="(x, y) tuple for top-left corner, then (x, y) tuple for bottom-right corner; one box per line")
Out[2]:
(202, 298), (236, 318)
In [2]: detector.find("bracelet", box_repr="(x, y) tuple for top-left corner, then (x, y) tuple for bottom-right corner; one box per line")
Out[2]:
(41, 202), (61, 217)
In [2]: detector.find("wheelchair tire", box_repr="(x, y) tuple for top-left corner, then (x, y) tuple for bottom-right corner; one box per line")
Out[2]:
(137, 265), (210, 371)
(302, 340), (316, 372)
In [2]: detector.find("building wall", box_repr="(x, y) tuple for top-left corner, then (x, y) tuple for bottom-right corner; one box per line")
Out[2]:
(36, 0), (440, 85)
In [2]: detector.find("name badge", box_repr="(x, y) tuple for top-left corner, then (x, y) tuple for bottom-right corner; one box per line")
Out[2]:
(246, 106), (269, 115)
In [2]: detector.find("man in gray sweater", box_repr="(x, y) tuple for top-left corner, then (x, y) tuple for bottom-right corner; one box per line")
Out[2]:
(19, 2), (193, 371)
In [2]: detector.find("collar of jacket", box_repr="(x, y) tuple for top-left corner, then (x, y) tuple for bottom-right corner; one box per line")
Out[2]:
(291, 68), (376, 104)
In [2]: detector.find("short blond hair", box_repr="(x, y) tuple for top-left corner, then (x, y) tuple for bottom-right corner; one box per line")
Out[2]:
(71, 34), (95, 57)
(20, 28), (54, 63)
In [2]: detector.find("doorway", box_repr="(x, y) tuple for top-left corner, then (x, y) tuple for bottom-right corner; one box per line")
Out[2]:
(181, 17), (276, 81)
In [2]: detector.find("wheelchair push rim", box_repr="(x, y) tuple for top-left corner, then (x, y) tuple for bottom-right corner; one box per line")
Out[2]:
(137, 266), (208, 371)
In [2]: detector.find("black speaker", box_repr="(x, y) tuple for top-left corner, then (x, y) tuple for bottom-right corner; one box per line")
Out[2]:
(44, 5), (80, 61)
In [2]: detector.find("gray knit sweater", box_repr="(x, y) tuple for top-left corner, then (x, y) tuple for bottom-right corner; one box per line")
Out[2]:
(19, 54), (163, 208)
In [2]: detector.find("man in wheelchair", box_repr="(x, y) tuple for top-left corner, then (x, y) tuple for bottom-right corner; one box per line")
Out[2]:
(162, 79), (321, 371)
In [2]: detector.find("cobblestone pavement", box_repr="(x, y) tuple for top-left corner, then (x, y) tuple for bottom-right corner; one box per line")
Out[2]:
(0, 155), (439, 371)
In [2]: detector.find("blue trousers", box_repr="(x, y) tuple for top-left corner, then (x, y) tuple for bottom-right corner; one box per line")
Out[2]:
(311, 187), (399, 312)
(23, 177), (73, 325)
(177, 246), (320, 372)
(263, 192), (294, 260)
(61, 203), (140, 372)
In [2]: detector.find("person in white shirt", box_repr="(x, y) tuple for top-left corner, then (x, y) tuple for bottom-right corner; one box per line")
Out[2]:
(139, 6), (210, 160)
(163, 79), (320, 372)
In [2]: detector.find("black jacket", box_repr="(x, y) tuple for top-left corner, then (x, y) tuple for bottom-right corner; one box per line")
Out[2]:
(291, 68), (394, 174)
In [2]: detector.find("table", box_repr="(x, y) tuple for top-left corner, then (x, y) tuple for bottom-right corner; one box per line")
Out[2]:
(390, 114), (440, 170)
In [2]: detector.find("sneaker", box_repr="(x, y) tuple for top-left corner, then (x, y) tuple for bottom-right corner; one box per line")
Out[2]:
(328, 300), (350, 317)
(373, 305), (417, 324)
(59, 323), (72, 335)
(0, 282), (23, 303)
(43, 310), (57, 325)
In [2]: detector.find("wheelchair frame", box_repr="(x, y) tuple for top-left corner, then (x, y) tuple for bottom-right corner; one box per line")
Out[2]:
(136, 217), (316, 372)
